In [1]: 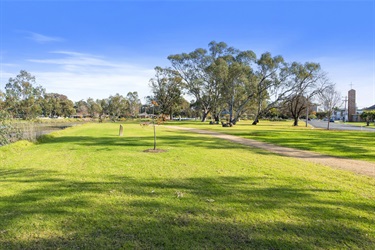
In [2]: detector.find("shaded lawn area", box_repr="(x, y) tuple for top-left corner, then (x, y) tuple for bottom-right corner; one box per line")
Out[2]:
(0, 123), (374, 249)
(165, 120), (375, 163)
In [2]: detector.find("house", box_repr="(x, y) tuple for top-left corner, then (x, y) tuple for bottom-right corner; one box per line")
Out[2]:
(364, 104), (375, 111)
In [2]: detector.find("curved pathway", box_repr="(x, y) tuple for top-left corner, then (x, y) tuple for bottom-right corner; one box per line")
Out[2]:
(165, 126), (375, 178)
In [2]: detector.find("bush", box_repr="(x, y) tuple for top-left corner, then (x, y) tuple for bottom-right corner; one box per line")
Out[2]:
(0, 111), (22, 146)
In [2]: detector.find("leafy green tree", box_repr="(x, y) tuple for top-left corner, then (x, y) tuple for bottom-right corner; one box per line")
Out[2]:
(4, 70), (45, 119)
(166, 41), (330, 127)
(86, 97), (101, 119)
(96, 98), (108, 122)
(43, 93), (75, 117)
(126, 91), (141, 118)
(168, 42), (226, 122)
(250, 53), (287, 125)
(168, 41), (257, 123)
(360, 111), (375, 125)
(149, 67), (183, 120)
(213, 51), (256, 123)
(75, 100), (89, 117)
(107, 94), (128, 121)
(59, 98), (76, 118)
(174, 97), (193, 118)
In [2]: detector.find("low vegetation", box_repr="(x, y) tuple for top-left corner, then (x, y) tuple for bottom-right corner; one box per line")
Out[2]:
(1, 122), (374, 249)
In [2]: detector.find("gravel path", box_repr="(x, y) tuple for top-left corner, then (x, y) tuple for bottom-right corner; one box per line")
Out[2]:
(165, 126), (375, 178)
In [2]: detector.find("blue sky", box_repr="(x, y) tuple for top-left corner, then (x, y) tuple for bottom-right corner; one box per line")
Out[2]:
(0, 0), (374, 108)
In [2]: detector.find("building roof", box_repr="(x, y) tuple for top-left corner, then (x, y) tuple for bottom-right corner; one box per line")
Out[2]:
(364, 104), (375, 111)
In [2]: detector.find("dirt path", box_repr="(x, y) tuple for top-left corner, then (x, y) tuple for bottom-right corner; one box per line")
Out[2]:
(165, 126), (375, 178)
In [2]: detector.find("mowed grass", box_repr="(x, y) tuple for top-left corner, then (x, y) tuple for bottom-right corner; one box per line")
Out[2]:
(166, 120), (375, 162)
(0, 122), (374, 249)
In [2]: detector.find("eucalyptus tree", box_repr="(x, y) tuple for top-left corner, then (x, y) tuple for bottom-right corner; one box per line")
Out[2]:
(249, 53), (288, 125)
(59, 97), (76, 118)
(168, 41), (258, 123)
(177, 98), (194, 118)
(96, 98), (108, 122)
(43, 93), (75, 117)
(168, 41), (230, 122)
(125, 91), (142, 118)
(4, 70), (45, 119)
(107, 94), (128, 121)
(86, 97), (101, 118)
(222, 51), (257, 123)
(75, 99), (89, 116)
(149, 67), (183, 119)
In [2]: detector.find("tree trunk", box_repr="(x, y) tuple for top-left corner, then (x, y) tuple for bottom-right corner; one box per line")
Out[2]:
(213, 114), (220, 122)
(252, 102), (262, 125)
(201, 110), (209, 122)
(293, 117), (299, 126)
(153, 120), (156, 150)
(252, 114), (259, 125)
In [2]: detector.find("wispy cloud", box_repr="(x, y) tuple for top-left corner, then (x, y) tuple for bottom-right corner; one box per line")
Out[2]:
(26, 32), (64, 44)
(24, 51), (155, 101)
(29, 51), (119, 68)
(28, 51), (145, 70)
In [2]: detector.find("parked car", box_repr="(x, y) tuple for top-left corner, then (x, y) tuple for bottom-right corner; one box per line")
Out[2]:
(330, 118), (335, 122)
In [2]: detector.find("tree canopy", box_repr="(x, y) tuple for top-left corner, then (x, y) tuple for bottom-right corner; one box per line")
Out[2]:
(163, 41), (332, 124)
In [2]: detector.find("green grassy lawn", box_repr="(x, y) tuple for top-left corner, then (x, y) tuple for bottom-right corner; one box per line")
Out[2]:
(165, 120), (375, 163)
(1, 122), (374, 249)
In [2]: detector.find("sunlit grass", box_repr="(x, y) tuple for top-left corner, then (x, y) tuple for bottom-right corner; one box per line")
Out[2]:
(1, 122), (374, 249)
(164, 120), (375, 162)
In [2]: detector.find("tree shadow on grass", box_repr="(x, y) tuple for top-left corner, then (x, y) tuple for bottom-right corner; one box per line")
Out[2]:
(230, 130), (375, 161)
(37, 132), (276, 155)
(1, 168), (374, 249)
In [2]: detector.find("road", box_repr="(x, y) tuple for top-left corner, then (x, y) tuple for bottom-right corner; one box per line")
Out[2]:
(307, 119), (375, 132)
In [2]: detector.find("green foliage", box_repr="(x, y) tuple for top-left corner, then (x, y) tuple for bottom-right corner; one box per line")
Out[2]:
(167, 42), (327, 125)
(361, 110), (375, 125)
(4, 70), (45, 119)
(42, 93), (76, 117)
(0, 110), (22, 146)
(2, 71), (76, 120)
(149, 67), (183, 119)
(0, 123), (374, 249)
(126, 91), (142, 117)
(315, 111), (327, 120)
